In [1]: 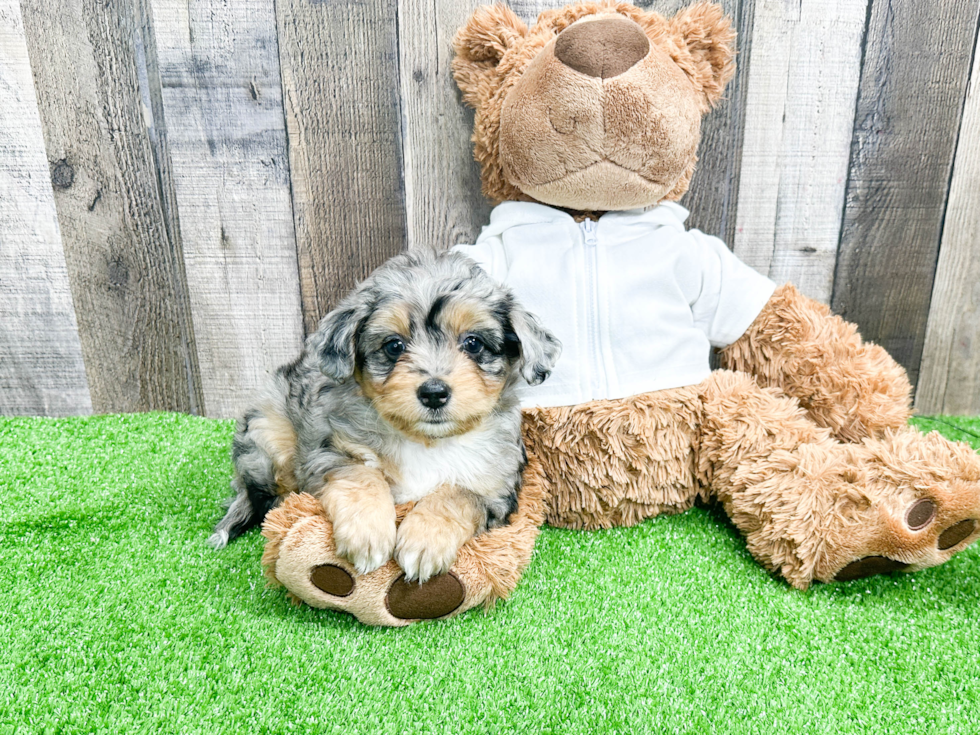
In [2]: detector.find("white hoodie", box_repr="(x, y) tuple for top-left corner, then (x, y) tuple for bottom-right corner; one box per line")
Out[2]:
(453, 201), (776, 409)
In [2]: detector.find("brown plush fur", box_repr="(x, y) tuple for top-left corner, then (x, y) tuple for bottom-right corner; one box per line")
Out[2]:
(523, 385), (706, 530)
(261, 434), (548, 625)
(698, 371), (980, 588)
(530, 369), (980, 589)
(719, 284), (913, 442)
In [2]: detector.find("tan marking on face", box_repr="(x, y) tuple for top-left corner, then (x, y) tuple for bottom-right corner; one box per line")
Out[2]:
(354, 365), (381, 401)
(250, 405), (299, 495)
(441, 299), (499, 339)
(371, 302), (411, 340)
(442, 351), (505, 432)
(369, 360), (432, 442)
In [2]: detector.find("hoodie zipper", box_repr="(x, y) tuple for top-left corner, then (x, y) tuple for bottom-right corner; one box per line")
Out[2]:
(579, 218), (604, 399)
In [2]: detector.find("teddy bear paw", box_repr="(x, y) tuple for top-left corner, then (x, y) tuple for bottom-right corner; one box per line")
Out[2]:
(306, 562), (465, 621)
(828, 468), (980, 584)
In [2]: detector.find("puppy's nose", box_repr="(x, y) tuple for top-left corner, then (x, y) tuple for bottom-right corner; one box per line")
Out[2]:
(554, 16), (650, 79)
(417, 379), (451, 409)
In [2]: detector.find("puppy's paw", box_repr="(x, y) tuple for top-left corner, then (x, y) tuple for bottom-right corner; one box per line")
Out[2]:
(331, 500), (397, 575)
(394, 512), (465, 584)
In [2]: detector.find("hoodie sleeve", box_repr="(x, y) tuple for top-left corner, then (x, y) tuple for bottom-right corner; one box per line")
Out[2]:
(689, 231), (777, 348)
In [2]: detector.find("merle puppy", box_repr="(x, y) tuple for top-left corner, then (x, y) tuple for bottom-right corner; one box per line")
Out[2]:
(209, 251), (560, 583)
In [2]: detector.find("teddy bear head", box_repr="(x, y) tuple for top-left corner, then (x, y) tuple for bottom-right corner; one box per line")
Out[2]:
(452, 1), (735, 212)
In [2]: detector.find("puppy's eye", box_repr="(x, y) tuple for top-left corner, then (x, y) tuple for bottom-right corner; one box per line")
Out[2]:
(461, 335), (485, 355)
(382, 337), (406, 360)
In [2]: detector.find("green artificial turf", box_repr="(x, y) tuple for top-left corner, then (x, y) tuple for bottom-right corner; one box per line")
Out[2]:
(2, 413), (980, 734)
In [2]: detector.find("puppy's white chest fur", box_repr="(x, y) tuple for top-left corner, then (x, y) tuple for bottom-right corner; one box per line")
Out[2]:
(387, 429), (502, 504)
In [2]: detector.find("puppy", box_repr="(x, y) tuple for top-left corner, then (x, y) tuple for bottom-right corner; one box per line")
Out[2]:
(209, 251), (560, 583)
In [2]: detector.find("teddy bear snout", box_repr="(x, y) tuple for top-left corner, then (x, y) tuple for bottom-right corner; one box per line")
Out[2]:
(554, 16), (650, 80)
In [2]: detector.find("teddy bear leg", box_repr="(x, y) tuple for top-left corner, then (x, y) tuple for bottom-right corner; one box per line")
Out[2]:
(522, 387), (706, 531)
(719, 284), (913, 442)
(699, 370), (980, 588)
(260, 451), (548, 625)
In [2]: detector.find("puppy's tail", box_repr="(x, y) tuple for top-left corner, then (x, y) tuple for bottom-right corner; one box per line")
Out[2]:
(208, 476), (279, 549)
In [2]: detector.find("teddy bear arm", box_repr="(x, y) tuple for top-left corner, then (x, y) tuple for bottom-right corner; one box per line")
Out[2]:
(718, 283), (912, 442)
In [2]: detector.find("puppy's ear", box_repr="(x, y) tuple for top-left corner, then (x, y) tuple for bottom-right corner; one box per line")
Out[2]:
(668, 2), (735, 108)
(506, 304), (561, 386)
(307, 302), (370, 383)
(452, 4), (527, 108)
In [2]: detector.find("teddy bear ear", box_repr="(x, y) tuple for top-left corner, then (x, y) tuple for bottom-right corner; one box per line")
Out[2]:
(668, 2), (736, 108)
(452, 4), (528, 107)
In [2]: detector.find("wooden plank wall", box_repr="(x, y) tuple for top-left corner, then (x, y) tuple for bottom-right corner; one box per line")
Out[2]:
(149, 0), (304, 418)
(917, 44), (980, 415)
(832, 0), (980, 390)
(21, 0), (203, 414)
(733, 0), (868, 305)
(277, 0), (406, 336)
(0, 0), (90, 415)
(2, 0), (980, 417)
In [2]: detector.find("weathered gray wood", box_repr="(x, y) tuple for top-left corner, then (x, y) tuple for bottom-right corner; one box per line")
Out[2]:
(733, 0), (868, 303)
(674, 0), (754, 242)
(277, 0), (407, 334)
(916, 46), (980, 415)
(0, 0), (91, 416)
(398, 0), (492, 250)
(831, 0), (980, 386)
(21, 0), (203, 414)
(148, 0), (304, 418)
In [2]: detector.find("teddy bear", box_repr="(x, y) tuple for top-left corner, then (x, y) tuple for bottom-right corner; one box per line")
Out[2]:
(260, 0), (980, 625)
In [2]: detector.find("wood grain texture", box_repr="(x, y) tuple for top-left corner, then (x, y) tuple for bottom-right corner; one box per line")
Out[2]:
(21, 0), (202, 414)
(831, 0), (980, 386)
(149, 0), (304, 418)
(398, 0), (492, 251)
(0, 0), (91, 416)
(277, 0), (407, 335)
(916, 44), (980, 415)
(673, 0), (754, 242)
(733, 0), (868, 303)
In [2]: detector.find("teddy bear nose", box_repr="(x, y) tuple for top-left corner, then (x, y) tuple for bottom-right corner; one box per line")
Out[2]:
(554, 16), (650, 79)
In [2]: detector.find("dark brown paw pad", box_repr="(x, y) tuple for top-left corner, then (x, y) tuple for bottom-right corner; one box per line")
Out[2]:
(905, 499), (937, 530)
(938, 519), (977, 550)
(835, 556), (910, 582)
(310, 564), (354, 597)
(385, 572), (465, 620)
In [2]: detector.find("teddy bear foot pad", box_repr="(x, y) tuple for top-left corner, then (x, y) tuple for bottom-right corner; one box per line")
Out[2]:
(821, 433), (980, 584)
(833, 510), (978, 582)
(310, 563), (465, 620)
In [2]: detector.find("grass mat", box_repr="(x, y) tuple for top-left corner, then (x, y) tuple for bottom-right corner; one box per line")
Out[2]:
(1, 413), (979, 734)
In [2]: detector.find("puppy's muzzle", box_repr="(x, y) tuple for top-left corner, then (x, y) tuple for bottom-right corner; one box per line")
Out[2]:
(417, 379), (451, 409)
